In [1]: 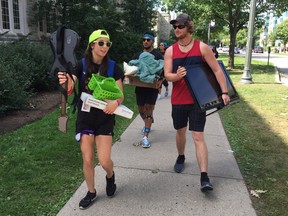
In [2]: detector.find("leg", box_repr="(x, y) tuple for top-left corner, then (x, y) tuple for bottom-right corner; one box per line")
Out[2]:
(141, 104), (154, 148)
(138, 105), (146, 121)
(162, 79), (169, 96)
(95, 135), (116, 197)
(176, 127), (187, 155)
(174, 127), (187, 173)
(143, 104), (154, 138)
(80, 135), (97, 193)
(79, 134), (98, 209)
(191, 131), (213, 192)
(191, 131), (208, 172)
(95, 135), (114, 177)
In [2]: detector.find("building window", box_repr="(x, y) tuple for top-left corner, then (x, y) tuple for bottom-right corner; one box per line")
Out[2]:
(12, 0), (20, 29)
(1, 0), (24, 33)
(1, 0), (10, 29)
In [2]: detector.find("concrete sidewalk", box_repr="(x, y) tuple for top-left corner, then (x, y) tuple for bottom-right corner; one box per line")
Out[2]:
(57, 90), (256, 216)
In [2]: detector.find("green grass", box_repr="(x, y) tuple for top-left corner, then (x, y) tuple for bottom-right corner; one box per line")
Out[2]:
(218, 56), (288, 216)
(0, 85), (138, 216)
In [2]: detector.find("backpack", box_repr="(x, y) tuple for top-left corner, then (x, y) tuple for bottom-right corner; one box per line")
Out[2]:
(72, 58), (116, 112)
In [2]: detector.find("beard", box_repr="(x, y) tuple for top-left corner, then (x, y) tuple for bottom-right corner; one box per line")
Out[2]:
(176, 30), (189, 40)
(144, 44), (152, 50)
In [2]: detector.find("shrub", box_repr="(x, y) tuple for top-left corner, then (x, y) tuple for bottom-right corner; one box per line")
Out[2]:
(0, 40), (53, 115)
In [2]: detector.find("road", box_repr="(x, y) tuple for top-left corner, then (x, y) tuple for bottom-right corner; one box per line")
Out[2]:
(220, 51), (288, 84)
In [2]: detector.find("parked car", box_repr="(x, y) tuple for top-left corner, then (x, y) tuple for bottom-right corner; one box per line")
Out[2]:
(234, 47), (240, 54)
(253, 46), (264, 53)
(222, 46), (229, 52)
(240, 47), (246, 54)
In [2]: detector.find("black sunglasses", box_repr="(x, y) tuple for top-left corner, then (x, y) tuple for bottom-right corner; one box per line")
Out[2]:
(143, 38), (151, 42)
(94, 41), (112, 47)
(173, 24), (186, 30)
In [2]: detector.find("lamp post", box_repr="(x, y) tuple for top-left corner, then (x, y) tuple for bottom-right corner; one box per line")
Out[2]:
(207, 20), (215, 45)
(241, 0), (256, 84)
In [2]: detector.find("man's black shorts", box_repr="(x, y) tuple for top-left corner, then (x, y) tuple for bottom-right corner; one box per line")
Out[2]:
(172, 104), (206, 132)
(135, 87), (158, 106)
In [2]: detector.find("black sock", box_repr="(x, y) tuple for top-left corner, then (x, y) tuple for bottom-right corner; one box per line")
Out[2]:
(178, 154), (185, 159)
(201, 172), (209, 182)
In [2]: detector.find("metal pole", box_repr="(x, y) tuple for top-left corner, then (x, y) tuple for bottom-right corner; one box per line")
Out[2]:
(208, 24), (210, 45)
(241, 0), (256, 84)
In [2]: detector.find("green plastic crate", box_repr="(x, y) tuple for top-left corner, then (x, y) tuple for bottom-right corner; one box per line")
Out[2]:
(88, 74), (123, 100)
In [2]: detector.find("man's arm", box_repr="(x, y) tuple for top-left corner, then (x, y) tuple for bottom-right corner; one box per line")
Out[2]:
(164, 46), (187, 82)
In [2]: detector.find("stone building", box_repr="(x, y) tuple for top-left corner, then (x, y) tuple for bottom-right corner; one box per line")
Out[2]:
(0, 0), (46, 42)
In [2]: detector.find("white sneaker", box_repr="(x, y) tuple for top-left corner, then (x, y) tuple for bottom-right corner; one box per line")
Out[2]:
(141, 136), (151, 148)
(164, 90), (169, 97)
(157, 94), (162, 100)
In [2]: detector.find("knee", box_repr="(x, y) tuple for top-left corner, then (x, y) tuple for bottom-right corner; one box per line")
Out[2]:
(192, 132), (204, 144)
(82, 156), (94, 168)
(99, 158), (112, 170)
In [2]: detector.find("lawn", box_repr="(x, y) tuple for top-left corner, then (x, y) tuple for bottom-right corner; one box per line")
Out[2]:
(218, 55), (288, 216)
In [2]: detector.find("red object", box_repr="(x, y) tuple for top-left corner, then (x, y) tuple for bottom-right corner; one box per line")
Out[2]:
(116, 99), (121, 106)
(67, 88), (73, 95)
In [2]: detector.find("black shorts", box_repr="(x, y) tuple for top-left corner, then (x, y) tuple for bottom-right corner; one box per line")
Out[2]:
(172, 104), (206, 132)
(162, 79), (168, 87)
(135, 87), (158, 106)
(75, 105), (115, 141)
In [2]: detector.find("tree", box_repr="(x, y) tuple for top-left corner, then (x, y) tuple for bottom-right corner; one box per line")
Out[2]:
(163, 0), (288, 68)
(119, 0), (161, 34)
(275, 19), (288, 52)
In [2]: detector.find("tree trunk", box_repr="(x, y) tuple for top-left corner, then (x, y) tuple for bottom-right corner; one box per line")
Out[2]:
(228, 27), (237, 69)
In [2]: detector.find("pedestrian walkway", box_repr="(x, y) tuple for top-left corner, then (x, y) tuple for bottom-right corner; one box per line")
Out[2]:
(57, 89), (256, 216)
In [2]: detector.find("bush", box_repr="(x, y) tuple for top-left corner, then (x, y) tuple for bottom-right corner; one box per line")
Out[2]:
(0, 40), (53, 115)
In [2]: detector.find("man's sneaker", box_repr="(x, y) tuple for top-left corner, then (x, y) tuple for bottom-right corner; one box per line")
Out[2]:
(141, 136), (151, 148)
(201, 179), (214, 192)
(174, 155), (185, 173)
(157, 94), (162, 100)
(79, 191), (97, 210)
(106, 172), (117, 197)
(164, 90), (169, 97)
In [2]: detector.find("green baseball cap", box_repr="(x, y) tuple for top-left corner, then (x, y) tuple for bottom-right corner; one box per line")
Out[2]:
(88, 29), (110, 45)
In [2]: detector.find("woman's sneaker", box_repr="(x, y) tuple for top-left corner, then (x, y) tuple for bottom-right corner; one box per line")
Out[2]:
(106, 172), (117, 197)
(79, 191), (97, 210)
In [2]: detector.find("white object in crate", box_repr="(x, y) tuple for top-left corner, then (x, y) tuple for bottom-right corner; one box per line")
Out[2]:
(80, 92), (133, 119)
(123, 61), (138, 75)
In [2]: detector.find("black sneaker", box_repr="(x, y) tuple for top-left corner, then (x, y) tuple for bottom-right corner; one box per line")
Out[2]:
(79, 191), (97, 210)
(201, 179), (214, 192)
(174, 155), (185, 173)
(106, 172), (117, 197)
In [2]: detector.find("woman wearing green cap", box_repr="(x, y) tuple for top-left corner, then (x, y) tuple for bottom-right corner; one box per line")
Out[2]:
(58, 29), (124, 210)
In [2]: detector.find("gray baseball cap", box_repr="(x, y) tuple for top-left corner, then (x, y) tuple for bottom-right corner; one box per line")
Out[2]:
(170, 13), (191, 24)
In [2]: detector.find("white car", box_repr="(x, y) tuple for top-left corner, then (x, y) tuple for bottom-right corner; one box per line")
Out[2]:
(222, 46), (229, 52)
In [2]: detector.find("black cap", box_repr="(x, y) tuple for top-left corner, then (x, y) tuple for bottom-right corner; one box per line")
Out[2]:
(170, 13), (191, 24)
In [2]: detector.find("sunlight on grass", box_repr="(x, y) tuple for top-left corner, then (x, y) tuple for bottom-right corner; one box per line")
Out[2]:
(219, 56), (288, 216)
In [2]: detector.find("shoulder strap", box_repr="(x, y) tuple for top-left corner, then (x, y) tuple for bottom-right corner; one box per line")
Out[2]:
(107, 60), (115, 77)
(79, 58), (86, 86)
